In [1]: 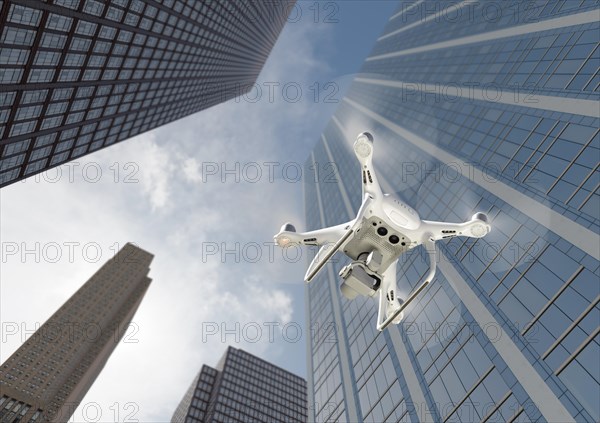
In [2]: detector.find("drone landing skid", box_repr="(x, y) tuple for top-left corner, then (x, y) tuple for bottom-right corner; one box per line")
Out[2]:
(376, 238), (437, 331)
(305, 228), (353, 282)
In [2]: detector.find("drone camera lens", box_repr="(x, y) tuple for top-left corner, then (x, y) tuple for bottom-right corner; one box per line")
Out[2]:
(377, 227), (388, 236)
(389, 235), (399, 244)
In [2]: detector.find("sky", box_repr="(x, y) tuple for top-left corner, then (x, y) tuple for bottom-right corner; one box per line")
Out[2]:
(0, 1), (398, 421)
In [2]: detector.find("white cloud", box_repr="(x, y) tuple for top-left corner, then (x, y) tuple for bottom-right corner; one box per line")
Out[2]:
(181, 157), (202, 183)
(93, 132), (177, 212)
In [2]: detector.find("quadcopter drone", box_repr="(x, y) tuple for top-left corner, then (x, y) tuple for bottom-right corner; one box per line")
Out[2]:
(274, 132), (491, 331)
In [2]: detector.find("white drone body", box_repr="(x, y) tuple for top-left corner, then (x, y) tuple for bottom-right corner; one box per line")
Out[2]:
(274, 132), (491, 331)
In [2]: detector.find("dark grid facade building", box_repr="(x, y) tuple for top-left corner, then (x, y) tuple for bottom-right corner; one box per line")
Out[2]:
(304, 1), (599, 422)
(0, 0), (294, 187)
(171, 347), (307, 423)
(0, 243), (153, 423)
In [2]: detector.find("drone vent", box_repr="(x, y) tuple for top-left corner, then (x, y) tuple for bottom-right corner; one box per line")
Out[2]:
(344, 217), (411, 271)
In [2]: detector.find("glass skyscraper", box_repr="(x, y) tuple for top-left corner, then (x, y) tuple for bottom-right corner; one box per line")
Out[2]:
(0, 0), (293, 187)
(304, 1), (599, 422)
(171, 346), (307, 423)
(0, 243), (154, 423)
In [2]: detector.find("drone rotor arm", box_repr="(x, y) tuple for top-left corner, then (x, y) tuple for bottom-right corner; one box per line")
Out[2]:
(421, 212), (490, 241)
(274, 221), (351, 248)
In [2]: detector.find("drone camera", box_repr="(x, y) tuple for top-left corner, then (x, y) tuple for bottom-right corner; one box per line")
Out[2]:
(339, 262), (380, 300)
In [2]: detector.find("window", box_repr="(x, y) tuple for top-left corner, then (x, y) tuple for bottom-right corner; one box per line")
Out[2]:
(40, 116), (63, 129)
(55, 140), (74, 152)
(2, 140), (30, 157)
(98, 25), (117, 40)
(88, 55), (106, 67)
(47, 101), (68, 115)
(83, 69), (101, 81)
(40, 33), (67, 49)
(0, 169), (20, 184)
(35, 133), (57, 147)
(102, 69), (118, 80)
(15, 105), (42, 120)
(71, 99), (89, 111)
(64, 53), (86, 67)
(117, 30), (133, 43)
(107, 57), (123, 68)
(96, 85), (112, 96)
(46, 14), (73, 32)
(80, 123), (97, 134)
(0, 109), (9, 124)
(86, 108), (102, 119)
(58, 69), (80, 82)
(25, 159), (47, 175)
(76, 87), (94, 98)
(7, 5), (42, 26)
(128, 46), (142, 58)
(70, 37), (92, 52)
(93, 41), (111, 54)
(0, 69), (23, 84)
(106, 7), (124, 22)
(65, 112), (84, 124)
(139, 17), (152, 30)
(124, 13), (139, 26)
(76, 134), (93, 145)
(34, 51), (61, 66)
(112, 44), (128, 55)
(50, 151), (70, 165)
(75, 21), (97, 36)
(72, 145), (88, 157)
(130, 0), (144, 12)
(103, 105), (117, 115)
(0, 92), (16, 107)
(51, 88), (73, 101)
(1, 27), (36, 46)
(28, 69), (55, 83)
(0, 48), (29, 65)
(30, 147), (51, 161)
(0, 154), (25, 171)
(21, 90), (48, 104)
(9, 120), (36, 137)
(83, 0), (104, 16)
(133, 34), (147, 45)
(144, 5), (158, 18)
(54, 0), (80, 9)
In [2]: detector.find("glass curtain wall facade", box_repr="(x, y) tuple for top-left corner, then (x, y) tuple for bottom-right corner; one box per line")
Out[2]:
(304, 1), (599, 422)
(171, 347), (307, 423)
(0, 0), (294, 187)
(0, 243), (154, 423)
